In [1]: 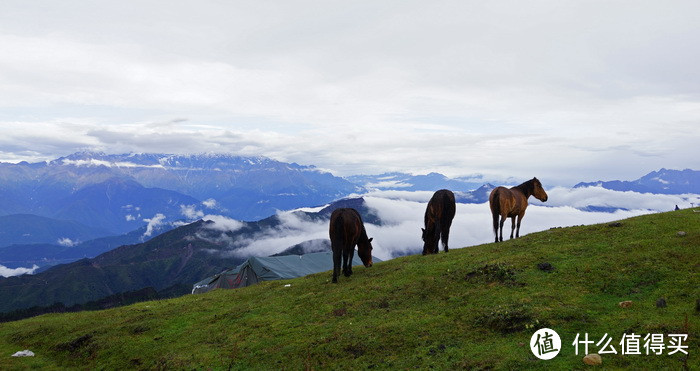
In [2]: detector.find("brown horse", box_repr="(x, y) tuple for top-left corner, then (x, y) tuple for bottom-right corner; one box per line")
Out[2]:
(422, 189), (456, 255)
(329, 208), (374, 283)
(489, 178), (548, 243)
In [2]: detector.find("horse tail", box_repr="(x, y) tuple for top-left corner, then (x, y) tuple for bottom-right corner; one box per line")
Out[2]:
(440, 190), (456, 226)
(490, 188), (501, 238)
(332, 211), (345, 242)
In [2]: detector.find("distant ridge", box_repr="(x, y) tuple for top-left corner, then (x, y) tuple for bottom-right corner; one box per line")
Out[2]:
(0, 214), (109, 247)
(575, 168), (700, 194)
(0, 197), (380, 316)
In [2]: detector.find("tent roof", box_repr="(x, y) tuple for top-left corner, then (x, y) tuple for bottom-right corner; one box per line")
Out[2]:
(192, 251), (382, 293)
(244, 252), (334, 280)
(237, 251), (381, 281)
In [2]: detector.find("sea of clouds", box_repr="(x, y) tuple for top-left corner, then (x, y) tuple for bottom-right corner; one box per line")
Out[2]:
(2, 186), (697, 277)
(198, 187), (699, 261)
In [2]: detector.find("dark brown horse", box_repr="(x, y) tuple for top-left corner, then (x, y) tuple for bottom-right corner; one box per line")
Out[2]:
(422, 189), (456, 255)
(489, 177), (548, 243)
(329, 208), (374, 283)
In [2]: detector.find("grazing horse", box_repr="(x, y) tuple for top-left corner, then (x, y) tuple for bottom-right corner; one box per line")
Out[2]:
(422, 189), (456, 255)
(489, 177), (548, 243)
(329, 208), (374, 283)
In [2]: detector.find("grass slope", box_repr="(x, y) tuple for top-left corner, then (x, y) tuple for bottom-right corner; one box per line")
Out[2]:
(0, 209), (698, 369)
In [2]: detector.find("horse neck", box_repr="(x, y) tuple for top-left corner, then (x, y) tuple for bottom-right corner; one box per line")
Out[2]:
(514, 180), (535, 198)
(357, 225), (370, 243)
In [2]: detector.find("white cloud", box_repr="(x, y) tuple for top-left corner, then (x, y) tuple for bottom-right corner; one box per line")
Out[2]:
(202, 198), (220, 209)
(180, 204), (204, 220)
(202, 215), (245, 232)
(57, 237), (78, 247)
(143, 213), (166, 238)
(194, 211), (329, 259)
(0, 264), (39, 278)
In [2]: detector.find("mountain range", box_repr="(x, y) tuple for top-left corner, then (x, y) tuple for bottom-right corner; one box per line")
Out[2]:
(0, 152), (361, 234)
(575, 168), (700, 194)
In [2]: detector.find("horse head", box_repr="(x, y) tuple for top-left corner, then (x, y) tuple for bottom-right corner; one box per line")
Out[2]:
(357, 237), (374, 267)
(532, 177), (548, 202)
(421, 226), (439, 254)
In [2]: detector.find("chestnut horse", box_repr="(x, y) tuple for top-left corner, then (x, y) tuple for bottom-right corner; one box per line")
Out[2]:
(489, 178), (548, 243)
(422, 189), (456, 255)
(329, 208), (374, 283)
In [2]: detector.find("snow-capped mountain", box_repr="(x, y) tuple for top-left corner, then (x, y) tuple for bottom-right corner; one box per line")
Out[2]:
(346, 172), (492, 192)
(0, 152), (362, 238)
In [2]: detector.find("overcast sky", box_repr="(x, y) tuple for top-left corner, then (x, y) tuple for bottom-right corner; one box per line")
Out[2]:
(1, 1), (699, 185)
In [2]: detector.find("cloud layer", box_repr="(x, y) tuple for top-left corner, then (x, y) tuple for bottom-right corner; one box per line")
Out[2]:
(0, 264), (39, 278)
(1, 2), (699, 184)
(197, 188), (680, 262)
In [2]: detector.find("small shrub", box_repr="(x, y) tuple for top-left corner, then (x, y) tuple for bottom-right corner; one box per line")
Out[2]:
(465, 263), (519, 285)
(475, 304), (542, 334)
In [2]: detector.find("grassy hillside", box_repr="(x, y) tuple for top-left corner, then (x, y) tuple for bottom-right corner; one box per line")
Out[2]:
(0, 209), (698, 369)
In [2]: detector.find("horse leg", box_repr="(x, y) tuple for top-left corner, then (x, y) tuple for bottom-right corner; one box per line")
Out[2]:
(516, 212), (525, 238)
(341, 246), (349, 277)
(498, 215), (506, 242)
(432, 221), (441, 254)
(343, 244), (354, 277)
(332, 244), (341, 283)
(347, 246), (355, 276)
(441, 224), (451, 253)
(509, 216), (516, 239)
(492, 213), (500, 243)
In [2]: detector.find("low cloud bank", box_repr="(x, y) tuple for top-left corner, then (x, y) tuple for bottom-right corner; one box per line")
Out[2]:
(226, 212), (328, 259)
(0, 264), (39, 278)
(202, 214), (245, 232)
(197, 189), (673, 262)
(363, 197), (651, 260)
(539, 186), (700, 211)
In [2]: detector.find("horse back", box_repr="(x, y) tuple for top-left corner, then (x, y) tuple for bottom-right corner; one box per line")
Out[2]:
(426, 189), (455, 224)
(329, 208), (362, 246)
(490, 187), (515, 216)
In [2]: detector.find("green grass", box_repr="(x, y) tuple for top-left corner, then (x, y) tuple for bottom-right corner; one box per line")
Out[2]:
(1, 209), (698, 369)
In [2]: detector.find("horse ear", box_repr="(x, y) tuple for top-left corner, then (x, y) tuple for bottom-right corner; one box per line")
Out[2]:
(368, 237), (373, 243)
(421, 228), (425, 233)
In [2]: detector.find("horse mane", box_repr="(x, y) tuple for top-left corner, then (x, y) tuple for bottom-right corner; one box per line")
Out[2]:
(514, 178), (537, 198)
(350, 208), (371, 243)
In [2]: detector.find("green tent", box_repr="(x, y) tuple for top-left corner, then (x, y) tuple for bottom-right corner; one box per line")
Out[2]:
(192, 251), (381, 294)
